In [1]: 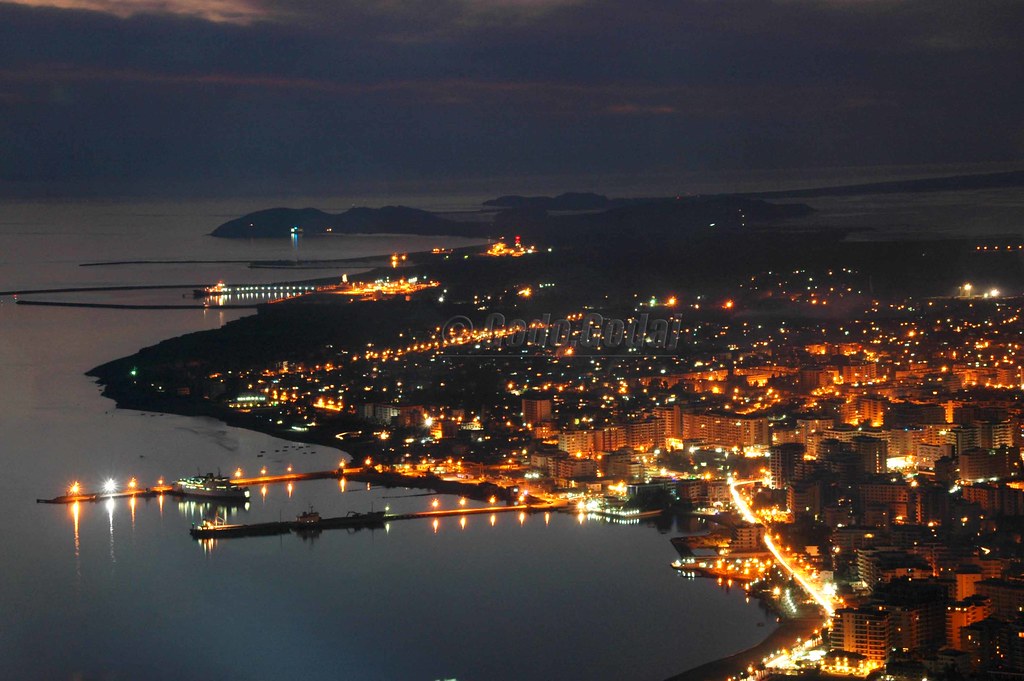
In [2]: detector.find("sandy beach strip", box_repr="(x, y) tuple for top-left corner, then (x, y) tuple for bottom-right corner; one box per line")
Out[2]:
(664, 615), (823, 681)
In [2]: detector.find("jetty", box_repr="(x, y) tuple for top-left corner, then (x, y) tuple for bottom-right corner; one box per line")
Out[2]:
(190, 504), (539, 540)
(37, 466), (519, 506)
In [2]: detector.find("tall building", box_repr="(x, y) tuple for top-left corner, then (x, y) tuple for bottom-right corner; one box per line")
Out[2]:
(625, 417), (665, 451)
(831, 606), (891, 661)
(596, 425), (626, 452)
(961, 483), (1024, 516)
(603, 450), (644, 481)
(554, 456), (598, 480)
(956, 566), (984, 600)
(976, 579), (1024, 620)
(731, 522), (765, 552)
(653, 405), (681, 439)
(769, 443), (804, 489)
(959, 446), (1021, 482)
(358, 402), (400, 424)
(796, 416), (836, 449)
(787, 480), (822, 517)
(962, 617), (1024, 672)
(856, 396), (888, 427)
(558, 429), (596, 455)
(888, 402), (946, 428)
(859, 481), (911, 522)
(852, 435), (888, 474)
(841, 362), (879, 384)
(856, 548), (932, 585)
(809, 424), (885, 458)
(799, 367), (832, 392)
(680, 412), (770, 448)
(874, 580), (948, 653)
(917, 442), (954, 469)
(521, 396), (553, 426)
(947, 596), (991, 650)
(886, 427), (923, 459)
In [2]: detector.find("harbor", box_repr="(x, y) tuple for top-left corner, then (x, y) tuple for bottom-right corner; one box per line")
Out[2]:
(37, 465), (564, 541)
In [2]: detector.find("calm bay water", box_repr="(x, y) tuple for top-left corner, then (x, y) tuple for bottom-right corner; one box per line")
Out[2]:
(0, 200), (776, 681)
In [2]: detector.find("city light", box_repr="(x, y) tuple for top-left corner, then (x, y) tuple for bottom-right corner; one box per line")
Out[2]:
(730, 480), (835, 617)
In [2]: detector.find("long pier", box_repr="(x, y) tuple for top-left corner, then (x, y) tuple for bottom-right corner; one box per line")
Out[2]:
(38, 468), (372, 505)
(37, 484), (178, 505)
(190, 504), (540, 540)
(36, 466), (526, 507)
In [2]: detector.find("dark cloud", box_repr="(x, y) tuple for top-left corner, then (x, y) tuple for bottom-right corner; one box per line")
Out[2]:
(0, 0), (1022, 196)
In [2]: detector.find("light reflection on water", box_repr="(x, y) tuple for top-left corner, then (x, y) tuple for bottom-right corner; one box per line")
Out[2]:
(106, 497), (115, 564)
(71, 501), (81, 583)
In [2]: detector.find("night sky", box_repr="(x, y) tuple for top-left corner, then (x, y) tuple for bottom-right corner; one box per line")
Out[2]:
(1, 0), (1022, 196)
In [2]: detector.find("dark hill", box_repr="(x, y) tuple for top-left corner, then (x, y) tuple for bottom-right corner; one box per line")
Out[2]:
(211, 205), (488, 238)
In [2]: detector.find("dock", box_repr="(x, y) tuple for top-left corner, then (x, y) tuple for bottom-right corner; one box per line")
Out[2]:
(38, 485), (180, 505)
(190, 504), (539, 540)
(191, 510), (389, 539)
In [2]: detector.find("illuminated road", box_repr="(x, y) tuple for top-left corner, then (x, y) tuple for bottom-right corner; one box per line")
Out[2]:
(729, 479), (835, 616)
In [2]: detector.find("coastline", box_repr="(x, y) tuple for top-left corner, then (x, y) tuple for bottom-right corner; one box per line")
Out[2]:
(664, 615), (822, 681)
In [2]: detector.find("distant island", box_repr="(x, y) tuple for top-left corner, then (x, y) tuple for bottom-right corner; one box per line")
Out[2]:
(210, 205), (486, 239)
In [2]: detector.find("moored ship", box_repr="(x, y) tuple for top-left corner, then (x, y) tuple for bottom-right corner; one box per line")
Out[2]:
(173, 473), (250, 501)
(296, 507), (322, 524)
(193, 281), (227, 298)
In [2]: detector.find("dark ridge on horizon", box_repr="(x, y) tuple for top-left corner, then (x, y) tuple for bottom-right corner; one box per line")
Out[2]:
(731, 169), (1024, 200)
(210, 168), (1024, 241)
(482, 169), (1024, 212)
(483, 192), (612, 211)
